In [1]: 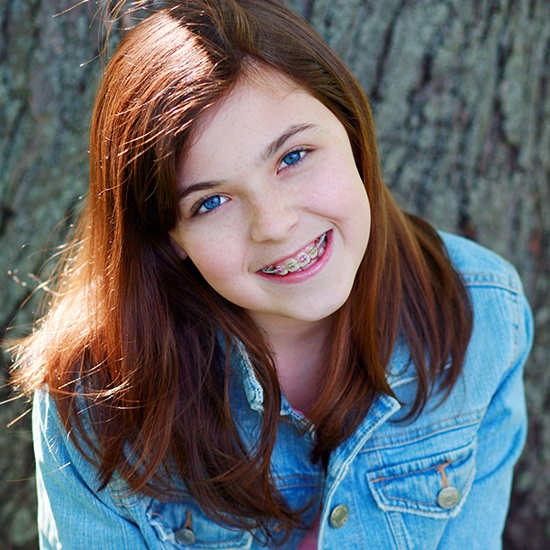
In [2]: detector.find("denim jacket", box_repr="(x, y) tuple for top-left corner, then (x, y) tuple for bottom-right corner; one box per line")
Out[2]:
(33, 233), (533, 549)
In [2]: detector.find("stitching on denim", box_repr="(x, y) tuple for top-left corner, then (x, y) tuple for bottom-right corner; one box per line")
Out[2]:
(386, 511), (412, 550)
(371, 458), (470, 507)
(147, 499), (248, 546)
(508, 286), (521, 375)
(462, 277), (519, 294)
(360, 408), (484, 452)
(370, 458), (456, 484)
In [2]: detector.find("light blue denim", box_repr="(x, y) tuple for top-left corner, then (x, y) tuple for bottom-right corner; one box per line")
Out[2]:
(33, 233), (533, 549)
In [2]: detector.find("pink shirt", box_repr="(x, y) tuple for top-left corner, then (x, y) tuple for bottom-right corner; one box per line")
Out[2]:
(297, 522), (319, 549)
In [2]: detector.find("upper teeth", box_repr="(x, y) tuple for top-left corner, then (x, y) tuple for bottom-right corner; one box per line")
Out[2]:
(262, 233), (327, 275)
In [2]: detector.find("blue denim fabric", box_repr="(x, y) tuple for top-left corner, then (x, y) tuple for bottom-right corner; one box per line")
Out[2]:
(33, 233), (533, 549)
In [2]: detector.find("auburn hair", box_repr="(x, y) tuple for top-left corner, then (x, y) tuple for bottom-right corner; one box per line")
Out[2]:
(10, 0), (472, 541)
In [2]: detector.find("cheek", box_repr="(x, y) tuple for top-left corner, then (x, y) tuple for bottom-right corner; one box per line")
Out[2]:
(316, 167), (368, 215)
(193, 254), (233, 282)
(169, 234), (188, 260)
(327, 167), (371, 252)
(174, 226), (241, 283)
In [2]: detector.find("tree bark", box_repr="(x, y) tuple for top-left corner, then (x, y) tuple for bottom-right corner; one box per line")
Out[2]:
(1, 0), (548, 548)
(0, 2), (109, 547)
(287, 1), (550, 547)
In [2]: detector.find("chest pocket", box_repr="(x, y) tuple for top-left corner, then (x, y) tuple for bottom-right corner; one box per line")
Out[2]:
(366, 441), (476, 519)
(146, 498), (252, 549)
(145, 472), (323, 549)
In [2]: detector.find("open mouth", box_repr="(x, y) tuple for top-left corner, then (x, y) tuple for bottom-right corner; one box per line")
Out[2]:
(261, 232), (328, 276)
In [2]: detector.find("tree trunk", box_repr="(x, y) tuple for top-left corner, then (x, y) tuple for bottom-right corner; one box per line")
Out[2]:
(0, 2), (108, 547)
(286, 1), (549, 547)
(1, 0), (548, 548)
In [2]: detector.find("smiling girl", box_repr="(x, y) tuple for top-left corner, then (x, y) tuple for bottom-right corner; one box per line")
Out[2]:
(11, 1), (532, 548)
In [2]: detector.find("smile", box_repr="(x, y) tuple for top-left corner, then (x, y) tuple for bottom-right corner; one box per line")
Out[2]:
(261, 233), (328, 276)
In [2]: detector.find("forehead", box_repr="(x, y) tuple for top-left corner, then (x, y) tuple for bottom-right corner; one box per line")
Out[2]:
(189, 67), (305, 142)
(178, 67), (339, 181)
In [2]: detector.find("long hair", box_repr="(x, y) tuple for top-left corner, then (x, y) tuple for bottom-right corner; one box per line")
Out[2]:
(11, 0), (472, 539)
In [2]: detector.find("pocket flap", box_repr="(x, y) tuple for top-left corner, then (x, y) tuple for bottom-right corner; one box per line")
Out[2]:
(367, 443), (476, 519)
(146, 498), (251, 549)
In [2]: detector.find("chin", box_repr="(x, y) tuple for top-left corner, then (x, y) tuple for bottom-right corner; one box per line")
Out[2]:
(293, 296), (350, 323)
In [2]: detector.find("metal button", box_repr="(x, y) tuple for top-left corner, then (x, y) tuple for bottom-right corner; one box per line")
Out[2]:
(329, 504), (350, 528)
(174, 527), (196, 545)
(437, 486), (461, 509)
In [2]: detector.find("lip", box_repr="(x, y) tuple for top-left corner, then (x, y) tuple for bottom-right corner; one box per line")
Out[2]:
(256, 230), (333, 284)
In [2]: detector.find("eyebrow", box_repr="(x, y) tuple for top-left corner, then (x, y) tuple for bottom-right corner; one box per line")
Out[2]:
(260, 122), (318, 160)
(179, 123), (318, 199)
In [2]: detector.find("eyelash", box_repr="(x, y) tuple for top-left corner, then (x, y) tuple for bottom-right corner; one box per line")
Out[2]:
(192, 194), (229, 216)
(190, 147), (312, 216)
(277, 147), (311, 172)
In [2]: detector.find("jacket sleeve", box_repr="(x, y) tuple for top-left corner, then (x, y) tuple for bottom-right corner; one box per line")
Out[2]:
(33, 390), (155, 549)
(437, 290), (533, 549)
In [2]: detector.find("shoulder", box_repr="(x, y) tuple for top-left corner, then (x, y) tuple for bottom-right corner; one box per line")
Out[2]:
(440, 231), (522, 293)
(391, 231), (533, 390)
(359, 233), (532, 545)
(439, 231), (533, 387)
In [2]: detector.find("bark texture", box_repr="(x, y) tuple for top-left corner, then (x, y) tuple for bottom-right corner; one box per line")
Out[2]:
(1, 0), (548, 548)
(0, 2), (110, 548)
(286, 1), (550, 547)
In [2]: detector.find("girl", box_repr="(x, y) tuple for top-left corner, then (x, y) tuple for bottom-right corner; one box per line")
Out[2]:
(11, 0), (533, 548)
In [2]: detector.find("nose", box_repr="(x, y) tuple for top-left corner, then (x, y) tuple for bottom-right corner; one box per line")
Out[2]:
(247, 190), (299, 243)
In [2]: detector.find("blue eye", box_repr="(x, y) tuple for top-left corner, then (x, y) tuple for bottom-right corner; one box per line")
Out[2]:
(196, 195), (227, 214)
(202, 196), (221, 210)
(280, 149), (305, 168)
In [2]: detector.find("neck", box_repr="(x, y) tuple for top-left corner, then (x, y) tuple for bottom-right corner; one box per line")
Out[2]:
(249, 314), (334, 413)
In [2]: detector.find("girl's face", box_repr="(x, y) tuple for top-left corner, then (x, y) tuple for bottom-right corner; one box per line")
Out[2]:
(170, 68), (371, 334)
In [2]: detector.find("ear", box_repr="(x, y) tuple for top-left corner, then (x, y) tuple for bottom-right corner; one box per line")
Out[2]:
(169, 234), (188, 260)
